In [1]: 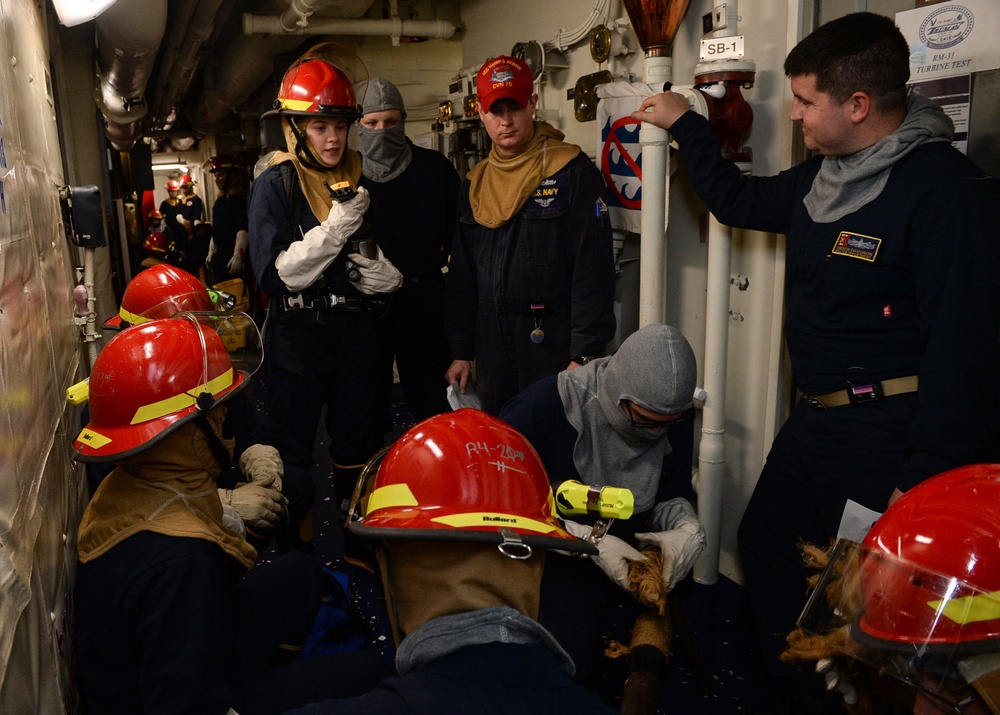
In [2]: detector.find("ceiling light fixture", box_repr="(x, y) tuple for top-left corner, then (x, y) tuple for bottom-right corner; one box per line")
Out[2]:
(51, 0), (117, 28)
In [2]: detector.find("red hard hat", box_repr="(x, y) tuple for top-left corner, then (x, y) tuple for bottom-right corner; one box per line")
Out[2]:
(73, 317), (247, 462)
(165, 179), (181, 191)
(209, 154), (240, 173)
(103, 264), (214, 330)
(263, 42), (368, 121)
(148, 208), (164, 220)
(853, 463), (1000, 653)
(179, 173), (194, 185)
(349, 409), (597, 556)
(270, 57), (359, 120)
(142, 231), (170, 255)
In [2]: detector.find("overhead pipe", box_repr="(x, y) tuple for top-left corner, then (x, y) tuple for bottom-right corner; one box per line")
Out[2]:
(150, 0), (230, 129)
(188, 32), (310, 134)
(242, 14), (457, 39)
(276, 0), (323, 32)
(94, 0), (168, 149)
(187, 0), (328, 133)
(147, 0), (200, 120)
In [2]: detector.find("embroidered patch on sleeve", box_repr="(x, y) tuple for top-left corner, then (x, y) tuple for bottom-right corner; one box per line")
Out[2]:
(831, 231), (882, 262)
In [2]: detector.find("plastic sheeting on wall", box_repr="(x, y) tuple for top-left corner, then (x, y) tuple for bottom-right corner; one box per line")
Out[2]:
(0, 0), (88, 711)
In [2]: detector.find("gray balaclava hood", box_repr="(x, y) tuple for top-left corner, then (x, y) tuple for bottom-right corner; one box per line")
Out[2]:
(358, 77), (412, 182)
(557, 324), (698, 512)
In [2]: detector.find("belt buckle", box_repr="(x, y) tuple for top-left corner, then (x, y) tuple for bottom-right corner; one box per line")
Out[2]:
(804, 394), (827, 411)
(848, 382), (883, 405)
(282, 293), (306, 310)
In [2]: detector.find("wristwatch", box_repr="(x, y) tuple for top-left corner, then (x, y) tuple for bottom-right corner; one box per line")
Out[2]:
(571, 355), (597, 365)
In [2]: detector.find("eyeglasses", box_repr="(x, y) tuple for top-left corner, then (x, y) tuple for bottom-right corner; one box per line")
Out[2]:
(620, 400), (691, 431)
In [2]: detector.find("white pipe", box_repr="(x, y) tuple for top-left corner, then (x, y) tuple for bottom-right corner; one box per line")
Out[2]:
(637, 55), (672, 327)
(84, 248), (101, 367)
(694, 215), (733, 585)
(279, 0), (322, 32)
(242, 14), (457, 38)
(543, 0), (608, 51)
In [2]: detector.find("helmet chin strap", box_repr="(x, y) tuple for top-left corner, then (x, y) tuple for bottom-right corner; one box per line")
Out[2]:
(194, 406), (233, 473)
(287, 116), (328, 170)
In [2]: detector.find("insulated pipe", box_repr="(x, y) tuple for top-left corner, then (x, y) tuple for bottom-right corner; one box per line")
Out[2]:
(637, 55), (673, 328)
(188, 32), (307, 133)
(154, 0), (228, 126)
(94, 0), (168, 146)
(693, 214), (732, 585)
(242, 14), (457, 39)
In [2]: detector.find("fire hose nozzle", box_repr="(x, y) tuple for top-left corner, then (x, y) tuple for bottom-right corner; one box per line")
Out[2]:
(555, 480), (635, 520)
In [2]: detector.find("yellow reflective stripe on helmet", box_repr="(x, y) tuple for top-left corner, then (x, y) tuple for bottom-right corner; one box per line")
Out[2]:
(366, 484), (419, 513)
(76, 427), (111, 449)
(431, 513), (558, 534)
(929, 590), (1000, 625)
(129, 368), (234, 424)
(279, 98), (314, 112)
(119, 306), (149, 325)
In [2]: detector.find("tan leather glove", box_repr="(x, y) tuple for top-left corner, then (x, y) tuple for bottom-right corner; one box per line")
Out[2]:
(238, 443), (283, 492)
(218, 484), (288, 531)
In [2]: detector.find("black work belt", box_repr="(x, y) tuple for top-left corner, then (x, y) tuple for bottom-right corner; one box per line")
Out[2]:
(479, 296), (571, 314)
(803, 375), (919, 410)
(277, 291), (383, 313)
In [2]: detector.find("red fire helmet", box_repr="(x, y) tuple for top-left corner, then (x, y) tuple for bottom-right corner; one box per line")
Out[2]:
(853, 463), (1000, 653)
(349, 409), (597, 557)
(273, 58), (358, 120)
(208, 154), (240, 173)
(103, 264), (214, 330)
(262, 42), (367, 123)
(142, 231), (170, 255)
(73, 316), (247, 462)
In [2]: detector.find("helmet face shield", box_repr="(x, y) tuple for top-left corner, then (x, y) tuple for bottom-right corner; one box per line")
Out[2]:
(104, 265), (209, 330)
(73, 314), (256, 462)
(265, 42), (368, 121)
(798, 539), (1000, 694)
(175, 311), (263, 381)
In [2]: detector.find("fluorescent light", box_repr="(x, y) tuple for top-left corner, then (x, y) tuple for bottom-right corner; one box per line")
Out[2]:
(51, 0), (117, 27)
(152, 164), (190, 171)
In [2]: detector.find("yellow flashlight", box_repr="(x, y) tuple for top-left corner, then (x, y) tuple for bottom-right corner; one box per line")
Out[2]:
(555, 480), (634, 520)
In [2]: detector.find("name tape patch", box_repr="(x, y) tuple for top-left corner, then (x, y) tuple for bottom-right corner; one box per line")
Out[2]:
(831, 231), (882, 262)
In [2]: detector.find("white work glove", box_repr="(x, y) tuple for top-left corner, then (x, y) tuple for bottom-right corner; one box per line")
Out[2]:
(348, 245), (403, 295)
(238, 443), (283, 492)
(206, 238), (217, 266)
(563, 520), (649, 591)
(220, 503), (246, 539)
(816, 658), (859, 706)
(275, 186), (370, 293)
(635, 497), (707, 591)
(218, 483), (288, 531)
(227, 230), (248, 275)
